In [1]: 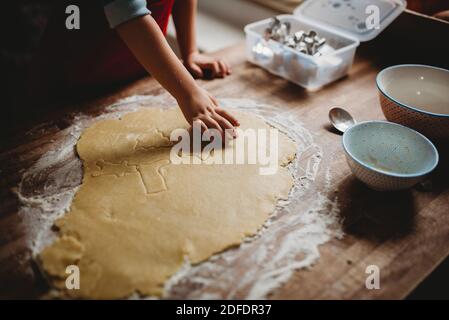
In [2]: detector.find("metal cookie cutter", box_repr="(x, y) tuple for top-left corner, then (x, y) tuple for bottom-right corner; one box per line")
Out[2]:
(264, 17), (330, 57)
(265, 17), (291, 42)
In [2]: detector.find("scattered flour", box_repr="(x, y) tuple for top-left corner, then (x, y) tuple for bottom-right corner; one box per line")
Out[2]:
(16, 95), (343, 299)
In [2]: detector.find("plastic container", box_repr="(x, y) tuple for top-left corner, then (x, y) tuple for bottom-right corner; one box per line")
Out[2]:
(244, 0), (407, 90)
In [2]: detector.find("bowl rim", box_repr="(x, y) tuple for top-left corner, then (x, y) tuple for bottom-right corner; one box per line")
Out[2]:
(342, 120), (440, 178)
(376, 64), (449, 118)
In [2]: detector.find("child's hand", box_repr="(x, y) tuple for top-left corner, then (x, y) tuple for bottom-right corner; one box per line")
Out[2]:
(178, 87), (240, 139)
(184, 51), (232, 79)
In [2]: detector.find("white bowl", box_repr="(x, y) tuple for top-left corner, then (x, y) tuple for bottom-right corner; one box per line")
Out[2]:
(377, 64), (449, 141)
(342, 121), (439, 191)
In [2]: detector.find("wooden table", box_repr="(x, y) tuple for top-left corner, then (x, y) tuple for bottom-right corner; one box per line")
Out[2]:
(1, 42), (448, 299)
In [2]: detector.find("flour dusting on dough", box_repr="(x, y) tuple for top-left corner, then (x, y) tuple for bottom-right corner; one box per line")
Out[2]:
(16, 95), (343, 299)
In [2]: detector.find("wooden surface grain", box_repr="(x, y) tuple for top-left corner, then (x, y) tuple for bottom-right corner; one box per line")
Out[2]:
(0, 42), (448, 299)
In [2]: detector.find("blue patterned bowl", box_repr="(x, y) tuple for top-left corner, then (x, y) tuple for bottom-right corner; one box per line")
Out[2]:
(342, 121), (439, 191)
(377, 64), (449, 141)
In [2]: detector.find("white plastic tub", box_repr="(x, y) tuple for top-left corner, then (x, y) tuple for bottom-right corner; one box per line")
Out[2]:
(245, 15), (359, 90)
(244, 0), (406, 90)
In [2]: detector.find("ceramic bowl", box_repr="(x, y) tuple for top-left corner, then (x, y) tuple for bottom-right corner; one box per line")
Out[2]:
(376, 64), (449, 141)
(342, 121), (439, 191)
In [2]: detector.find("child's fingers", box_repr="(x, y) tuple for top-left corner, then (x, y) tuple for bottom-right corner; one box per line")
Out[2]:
(210, 62), (222, 78)
(218, 60), (230, 75)
(189, 63), (204, 78)
(202, 116), (224, 137)
(193, 118), (208, 133)
(215, 107), (240, 126)
(213, 114), (236, 138)
(189, 119), (208, 152)
(217, 60), (227, 77)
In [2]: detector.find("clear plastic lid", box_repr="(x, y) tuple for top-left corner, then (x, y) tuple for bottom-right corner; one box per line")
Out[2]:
(293, 0), (407, 42)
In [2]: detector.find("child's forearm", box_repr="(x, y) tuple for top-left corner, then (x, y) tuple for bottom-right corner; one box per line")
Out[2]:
(116, 14), (200, 102)
(116, 12), (239, 133)
(172, 0), (198, 60)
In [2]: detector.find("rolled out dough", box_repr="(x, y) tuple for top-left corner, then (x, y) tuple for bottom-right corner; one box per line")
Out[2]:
(39, 107), (296, 299)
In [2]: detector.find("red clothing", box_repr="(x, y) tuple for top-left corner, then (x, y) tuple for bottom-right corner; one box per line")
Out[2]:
(28, 0), (175, 99)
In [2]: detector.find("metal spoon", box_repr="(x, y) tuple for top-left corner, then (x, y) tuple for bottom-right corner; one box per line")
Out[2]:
(328, 107), (356, 134)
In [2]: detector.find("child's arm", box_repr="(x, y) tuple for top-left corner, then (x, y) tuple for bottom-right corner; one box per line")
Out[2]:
(116, 14), (239, 136)
(172, 0), (231, 78)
